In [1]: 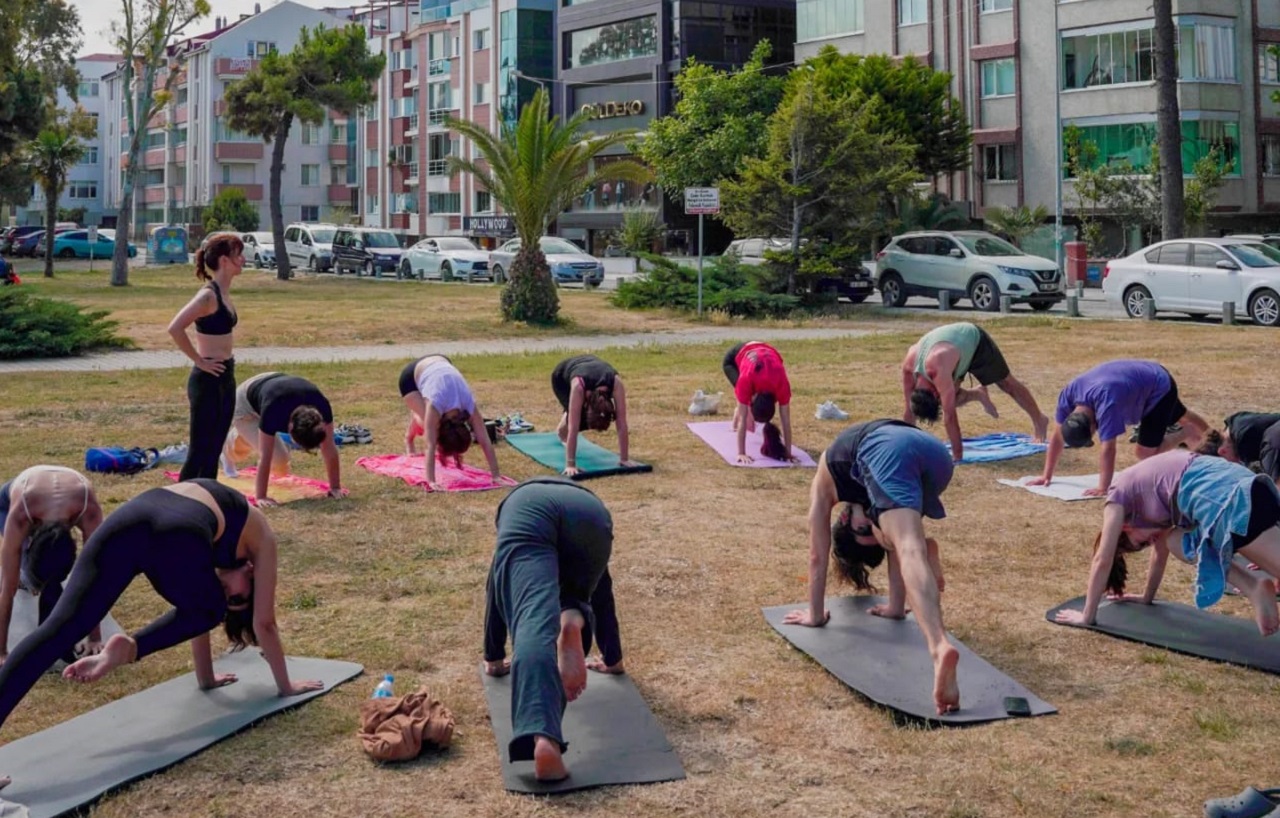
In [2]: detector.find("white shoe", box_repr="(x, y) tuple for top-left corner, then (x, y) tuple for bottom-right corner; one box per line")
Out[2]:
(815, 401), (849, 421)
(220, 452), (239, 479)
(688, 390), (723, 416)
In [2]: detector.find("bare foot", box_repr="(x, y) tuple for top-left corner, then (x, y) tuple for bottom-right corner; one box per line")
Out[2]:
(557, 609), (587, 701)
(933, 643), (961, 715)
(975, 387), (999, 419)
(587, 657), (625, 674)
(1248, 577), (1280, 636)
(1032, 414), (1050, 443)
(484, 658), (511, 677)
(62, 633), (135, 683)
(533, 735), (568, 781)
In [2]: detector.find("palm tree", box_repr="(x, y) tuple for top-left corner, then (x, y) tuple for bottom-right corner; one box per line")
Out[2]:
(983, 204), (1049, 248)
(896, 191), (970, 232)
(446, 88), (650, 323)
(28, 120), (86, 278)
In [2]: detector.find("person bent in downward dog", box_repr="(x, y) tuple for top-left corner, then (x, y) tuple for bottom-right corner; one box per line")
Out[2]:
(1056, 449), (1280, 638)
(551, 355), (636, 478)
(0, 466), (106, 662)
(399, 354), (501, 488)
(0, 478), (323, 790)
(1031, 359), (1208, 497)
(482, 477), (623, 782)
(222, 372), (344, 506)
(783, 420), (957, 715)
(1198, 411), (1280, 485)
(901, 322), (1049, 462)
(722, 342), (796, 464)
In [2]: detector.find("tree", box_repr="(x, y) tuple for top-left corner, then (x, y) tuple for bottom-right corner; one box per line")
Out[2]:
(110, 0), (212, 286)
(447, 89), (650, 323)
(720, 73), (919, 295)
(203, 187), (259, 233)
(896, 191), (970, 232)
(635, 40), (787, 202)
(984, 204), (1049, 248)
(29, 111), (92, 277)
(57, 206), (87, 224)
(226, 24), (384, 280)
(613, 207), (664, 255)
(1152, 0), (1184, 241)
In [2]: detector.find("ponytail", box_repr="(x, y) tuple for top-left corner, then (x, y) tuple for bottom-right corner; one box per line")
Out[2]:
(194, 247), (210, 281)
(196, 233), (244, 281)
(760, 421), (787, 460)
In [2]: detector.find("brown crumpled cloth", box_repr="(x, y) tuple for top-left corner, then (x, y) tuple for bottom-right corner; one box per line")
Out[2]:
(358, 686), (456, 762)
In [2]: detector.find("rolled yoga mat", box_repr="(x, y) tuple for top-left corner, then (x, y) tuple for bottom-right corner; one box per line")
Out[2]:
(1046, 596), (1280, 674)
(957, 432), (1047, 464)
(997, 474), (1104, 502)
(0, 651), (362, 818)
(355, 454), (518, 492)
(503, 433), (651, 480)
(480, 666), (684, 794)
(686, 421), (817, 468)
(763, 596), (1057, 724)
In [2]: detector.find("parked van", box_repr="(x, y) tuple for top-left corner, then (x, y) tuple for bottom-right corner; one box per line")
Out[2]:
(283, 223), (337, 271)
(331, 227), (404, 277)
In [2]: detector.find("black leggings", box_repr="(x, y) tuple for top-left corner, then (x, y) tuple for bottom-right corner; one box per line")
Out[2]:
(179, 358), (236, 480)
(0, 489), (228, 729)
(722, 343), (745, 387)
(1233, 477), (1280, 550)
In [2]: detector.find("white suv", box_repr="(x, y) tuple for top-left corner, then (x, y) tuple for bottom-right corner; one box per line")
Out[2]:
(875, 230), (1063, 311)
(283, 223), (337, 272)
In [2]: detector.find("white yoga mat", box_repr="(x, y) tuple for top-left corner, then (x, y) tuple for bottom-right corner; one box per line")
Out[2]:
(996, 474), (1104, 502)
(6, 589), (123, 661)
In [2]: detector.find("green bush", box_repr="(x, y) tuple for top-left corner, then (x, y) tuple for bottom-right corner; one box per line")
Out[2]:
(0, 288), (134, 359)
(610, 253), (799, 318)
(500, 244), (560, 324)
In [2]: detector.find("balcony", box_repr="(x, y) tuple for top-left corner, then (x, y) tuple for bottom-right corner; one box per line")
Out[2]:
(327, 184), (352, 204)
(427, 159), (449, 177)
(143, 185), (167, 204)
(428, 58), (450, 77)
(214, 142), (264, 161)
(427, 109), (455, 127)
(406, 162), (419, 185)
(215, 57), (259, 78)
(213, 183), (263, 201)
(405, 113), (419, 136)
(170, 145), (187, 164)
(173, 105), (188, 124)
(144, 147), (167, 168)
(328, 144), (349, 162)
(404, 66), (420, 89)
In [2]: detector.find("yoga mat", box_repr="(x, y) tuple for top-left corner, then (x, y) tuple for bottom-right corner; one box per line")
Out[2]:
(997, 474), (1104, 502)
(164, 468), (331, 506)
(355, 454), (518, 492)
(480, 666), (685, 794)
(6, 590), (123, 663)
(0, 651), (362, 818)
(763, 596), (1057, 724)
(958, 433), (1047, 464)
(685, 421), (817, 468)
(1046, 596), (1280, 674)
(504, 433), (652, 481)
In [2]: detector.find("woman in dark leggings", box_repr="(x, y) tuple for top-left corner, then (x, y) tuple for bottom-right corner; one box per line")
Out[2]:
(168, 233), (244, 480)
(482, 477), (623, 782)
(0, 478), (321, 789)
(551, 355), (634, 477)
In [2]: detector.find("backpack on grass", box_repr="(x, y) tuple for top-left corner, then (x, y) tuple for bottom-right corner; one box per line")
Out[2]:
(84, 447), (159, 475)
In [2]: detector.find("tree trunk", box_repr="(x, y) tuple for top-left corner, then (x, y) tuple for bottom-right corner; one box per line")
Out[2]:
(43, 178), (58, 278)
(1153, 0), (1184, 240)
(270, 113), (293, 281)
(112, 85), (155, 286)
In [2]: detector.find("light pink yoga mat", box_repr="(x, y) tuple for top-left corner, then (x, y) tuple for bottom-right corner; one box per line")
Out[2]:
(355, 453), (518, 492)
(164, 468), (332, 505)
(686, 421), (817, 468)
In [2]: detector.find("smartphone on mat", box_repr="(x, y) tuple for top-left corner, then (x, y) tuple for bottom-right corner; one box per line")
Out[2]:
(1003, 696), (1032, 717)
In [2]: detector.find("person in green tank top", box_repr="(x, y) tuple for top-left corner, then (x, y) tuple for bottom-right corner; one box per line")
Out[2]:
(901, 322), (1050, 461)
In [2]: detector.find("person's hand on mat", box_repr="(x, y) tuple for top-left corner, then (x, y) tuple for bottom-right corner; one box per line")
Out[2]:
(199, 672), (239, 690)
(257, 497), (280, 508)
(279, 679), (325, 697)
(1083, 485), (1108, 497)
(197, 357), (226, 376)
(868, 603), (906, 620)
(1106, 592), (1150, 604)
(736, 453), (754, 464)
(1054, 609), (1092, 626)
(325, 488), (348, 499)
(586, 657), (625, 674)
(782, 608), (829, 627)
(562, 466), (583, 477)
(1025, 476), (1051, 487)
(484, 658), (511, 677)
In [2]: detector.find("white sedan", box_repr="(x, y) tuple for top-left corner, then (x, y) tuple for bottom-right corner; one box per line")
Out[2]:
(399, 236), (492, 281)
(1103, 237), (1280, 326)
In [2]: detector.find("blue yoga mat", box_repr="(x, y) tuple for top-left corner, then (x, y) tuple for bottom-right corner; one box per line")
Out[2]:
(504, 433), (652, 480)
(958, 432), (1047, 464)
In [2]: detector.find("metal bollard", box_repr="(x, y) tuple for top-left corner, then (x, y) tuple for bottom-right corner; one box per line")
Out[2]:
(999, 295), (1012, 314)
(1066, 295), (1080, 317)
(939, 290), (951, 311)
(1223, 301), (1235, 326)
(1143, 297), (1157, 320)
(1074, 282), (1085, 298)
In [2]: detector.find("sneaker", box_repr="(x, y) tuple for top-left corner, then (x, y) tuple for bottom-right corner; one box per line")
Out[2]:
(156, 443), (189, 465)
(506, 413), (535, 434)
(1127, 423), (1182, 444)
(688, 389), (723, 416)
(355, 426), (373, 445)
(333, 424), (357, 446)
(220, 452), (239, 479)
(815, 401), (849, 421)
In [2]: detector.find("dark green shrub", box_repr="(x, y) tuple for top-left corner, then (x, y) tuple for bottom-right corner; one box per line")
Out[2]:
(0, 288), (134, 359)
(500, 244), (560, 324)
(610, 253), (799, 318)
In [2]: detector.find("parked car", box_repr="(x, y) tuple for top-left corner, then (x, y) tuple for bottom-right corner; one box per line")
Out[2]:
(42, 229), (136, 259)
(1226, 234), (1280, 252)
(488, 237), (605, 287)
(874, 230), (1063, 311)
(241, 231), (276, 268)
(1103, 237), (1280, 327)
(331, 227), (403, 277)
(28, 228), (78, 258)
(723, 237), (875, 303)
(400, 236), (492, 281)
(2, 226), (45, 255)
(11, 230), (45, 257)
(282, 223), (337, 271)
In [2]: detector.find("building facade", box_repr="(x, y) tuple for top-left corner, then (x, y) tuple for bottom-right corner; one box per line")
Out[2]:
(794, 0), (1280, 239)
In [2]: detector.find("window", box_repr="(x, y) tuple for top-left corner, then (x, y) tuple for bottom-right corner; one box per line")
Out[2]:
(428, 192), (461, 213)
(301, 164), (320, 186)
(1178, 20), (1236, 82)
(215, 118), (254, 142)
(428, 81), (451, 110)
(367, 148), (379, 167)
(498, 9), (554, 124)
(1061, 26), (1155, 89)
(172, 127), (188, 145)
(367, 193), (379, 213)
(797, 0), (863, 42)
(1261, 45), (1280, 84)
(1063, 118), (1239, 175)
(246, 40), (277, 57)
(565, 16), (658, 69)
(83, 147), (99, 165)
(68, 182), (98, 199)
(474, 82), (488, 104)
(980, 0), (1012, 11)
(429, 31), (450, 61)
(85, 112), (99, 131)
(1263, 135), (1280, 177)
(77, 79), (100, 98)
(475, 190), (492, 212)
(330, 164), (347, 184)
(981, 59), (1015, 98)
(330, 122), (346, 142)
(301, 205), (320, 221)
(145, 131), (166, 149)
(984, 144), (1018, 181)
(898, 0), (926, 26)
(1192, 244), (1229, 268)
(473, 28), (490, 50)
(222, 164), (232, 184)
(301, 123), (320, 144)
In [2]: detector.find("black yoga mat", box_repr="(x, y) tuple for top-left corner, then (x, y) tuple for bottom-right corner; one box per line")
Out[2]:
(763, 596), (1057, 724)
(1046, 596), (1280, 674)
(480, 666), (685, 794)
(0, 652), (363, 818)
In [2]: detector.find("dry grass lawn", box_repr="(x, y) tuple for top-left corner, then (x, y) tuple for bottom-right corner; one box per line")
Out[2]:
(1, 316), (1279, 817)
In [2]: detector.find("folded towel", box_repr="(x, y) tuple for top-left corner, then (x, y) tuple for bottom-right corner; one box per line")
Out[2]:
(355, 454), (517, 492)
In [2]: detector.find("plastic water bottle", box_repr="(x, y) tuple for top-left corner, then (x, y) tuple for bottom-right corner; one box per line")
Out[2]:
(372, 673), (395, 699)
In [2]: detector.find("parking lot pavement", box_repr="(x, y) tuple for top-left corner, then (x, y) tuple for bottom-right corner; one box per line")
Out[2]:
(5, 252), (150, 272)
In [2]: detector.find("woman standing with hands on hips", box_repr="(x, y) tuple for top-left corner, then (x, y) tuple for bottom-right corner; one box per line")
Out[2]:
(168, 234), (244, 480)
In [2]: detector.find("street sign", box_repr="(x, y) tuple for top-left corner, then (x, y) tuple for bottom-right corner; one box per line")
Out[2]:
(684, 187), (720, 215)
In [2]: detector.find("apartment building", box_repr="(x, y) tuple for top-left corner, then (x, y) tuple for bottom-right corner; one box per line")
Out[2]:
(794, 0), (1280, 238)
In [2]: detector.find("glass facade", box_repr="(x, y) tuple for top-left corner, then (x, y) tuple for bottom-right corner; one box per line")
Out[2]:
(1064, 119), (1240, 176)
(797, 0), (862, 42)
(565, 15), (658, 69)
(674, 2), (795, 66)
(1061, 20), (1236, 89)
(499, 9), (554, 125)
(981, 59), (1015, 97)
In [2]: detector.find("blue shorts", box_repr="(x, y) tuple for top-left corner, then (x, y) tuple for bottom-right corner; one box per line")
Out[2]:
(855, 426), (953, 523)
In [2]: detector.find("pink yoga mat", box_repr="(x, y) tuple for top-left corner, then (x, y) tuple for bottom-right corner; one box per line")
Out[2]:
(686, 421), (817, 468)
(164, 468), (332, 505)
(355, 454), (518, 492)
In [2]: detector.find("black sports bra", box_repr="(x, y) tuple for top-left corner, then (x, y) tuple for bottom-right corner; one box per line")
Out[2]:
(188, 478), (250, 568)
(194, 281), (238, 336)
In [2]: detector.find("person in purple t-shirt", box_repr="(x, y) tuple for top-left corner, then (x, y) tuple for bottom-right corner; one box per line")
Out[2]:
(1030, 360), (1207, 496)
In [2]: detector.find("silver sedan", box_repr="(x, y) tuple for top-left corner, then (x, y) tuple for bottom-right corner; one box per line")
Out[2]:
(488, 236), (604, 287)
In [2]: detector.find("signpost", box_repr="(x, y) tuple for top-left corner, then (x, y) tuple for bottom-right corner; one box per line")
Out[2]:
(684, 187), (720, 318)
(87, 226), (97, 272)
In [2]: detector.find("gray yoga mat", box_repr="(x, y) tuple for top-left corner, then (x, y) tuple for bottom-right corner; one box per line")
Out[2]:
(480, 666), (685, 794)
(763, 596), (1057, 724)
(0, 651), (363, 818)
(1046, 596), (1280, 674)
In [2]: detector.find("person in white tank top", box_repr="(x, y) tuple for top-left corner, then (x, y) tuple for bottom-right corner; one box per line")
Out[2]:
(399, 355), (502, 488)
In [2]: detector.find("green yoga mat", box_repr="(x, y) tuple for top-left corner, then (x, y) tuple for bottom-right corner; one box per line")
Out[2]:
(504, 433), (651, 480)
